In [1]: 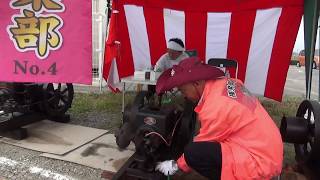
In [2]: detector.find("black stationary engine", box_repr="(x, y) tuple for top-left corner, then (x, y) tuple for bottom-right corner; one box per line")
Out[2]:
(113, 91), (196, 180)
(0, 82), (74, 139)
(280, 100), (320, 179)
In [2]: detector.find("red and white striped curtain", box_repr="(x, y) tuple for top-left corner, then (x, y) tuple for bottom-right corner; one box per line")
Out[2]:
(103, 0), (303, 101)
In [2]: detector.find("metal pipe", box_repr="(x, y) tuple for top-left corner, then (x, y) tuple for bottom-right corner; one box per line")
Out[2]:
(280, 116), (309, 144)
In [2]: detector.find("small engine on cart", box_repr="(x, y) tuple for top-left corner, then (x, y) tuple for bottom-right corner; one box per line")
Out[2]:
(280, 100), (320, 179)
(113, 91), (196, 180)
(0, 82), (74, 139)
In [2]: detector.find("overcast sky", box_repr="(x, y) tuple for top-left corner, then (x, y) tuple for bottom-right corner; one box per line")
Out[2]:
(293, 19), (319, 53)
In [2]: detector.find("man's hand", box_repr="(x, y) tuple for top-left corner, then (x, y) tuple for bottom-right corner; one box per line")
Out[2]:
(155, 160), (179, 176)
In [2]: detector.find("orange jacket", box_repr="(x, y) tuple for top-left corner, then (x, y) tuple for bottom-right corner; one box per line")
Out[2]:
(177, 78), (283, 180)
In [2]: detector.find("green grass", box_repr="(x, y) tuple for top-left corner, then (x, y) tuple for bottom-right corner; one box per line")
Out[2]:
(260, 96), (304, 126)
(70, 92), (306, 165)
(71, 93), (304, 119)
(69, 92), (135, 114)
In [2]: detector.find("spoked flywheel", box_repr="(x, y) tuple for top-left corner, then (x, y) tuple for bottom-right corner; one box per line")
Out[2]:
(294, 100), (320, 162)
(43, 83), (74, 117)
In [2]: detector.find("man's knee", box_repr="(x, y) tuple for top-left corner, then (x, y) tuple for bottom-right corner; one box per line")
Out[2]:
(183, 141), (222, 180)
(184, 141), (222, 167)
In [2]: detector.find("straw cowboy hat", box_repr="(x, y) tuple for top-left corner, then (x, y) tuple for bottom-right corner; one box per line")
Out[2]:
(156, 57), (225, 94)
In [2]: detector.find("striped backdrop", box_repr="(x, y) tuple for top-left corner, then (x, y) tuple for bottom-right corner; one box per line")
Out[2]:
(103, 0), (303, 101)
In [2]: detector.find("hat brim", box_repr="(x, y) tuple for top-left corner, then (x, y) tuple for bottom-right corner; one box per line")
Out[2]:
(156, 65), (224, 94)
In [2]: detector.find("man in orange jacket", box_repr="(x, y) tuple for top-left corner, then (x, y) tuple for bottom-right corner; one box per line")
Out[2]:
(155, 57), (283, 180)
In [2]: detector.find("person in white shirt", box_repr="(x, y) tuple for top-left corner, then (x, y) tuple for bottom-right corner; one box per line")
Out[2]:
(154, 38), (189, 72)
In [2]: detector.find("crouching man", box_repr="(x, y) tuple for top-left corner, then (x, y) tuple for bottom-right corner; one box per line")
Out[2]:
(155, 57), (283, 180)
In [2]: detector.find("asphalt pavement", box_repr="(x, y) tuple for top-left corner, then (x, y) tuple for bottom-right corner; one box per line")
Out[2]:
(284, 66), (319, 100)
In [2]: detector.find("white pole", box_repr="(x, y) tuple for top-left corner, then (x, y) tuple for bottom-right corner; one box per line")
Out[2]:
(97, 15), (103, 92)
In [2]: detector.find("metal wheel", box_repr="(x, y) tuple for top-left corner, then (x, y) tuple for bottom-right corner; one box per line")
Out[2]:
(294, 100), (320, 162)
(43, 83), (74, 117)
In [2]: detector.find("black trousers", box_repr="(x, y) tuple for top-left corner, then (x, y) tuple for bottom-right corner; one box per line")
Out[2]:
(184, 141), (222, 180)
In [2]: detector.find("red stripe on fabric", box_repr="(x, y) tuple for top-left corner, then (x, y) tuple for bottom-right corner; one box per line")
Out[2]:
(264, 7), (303, 101)
(103, 2), (118, 80)
(227, 11), (256, 81)
(144, 7), (167, 66)
(108, 84), (121, 93)
(103, 39), (115, 81)
(117, 3), (135, 77)
(185, 12), (207, 62)
(122, 0), (303, 12)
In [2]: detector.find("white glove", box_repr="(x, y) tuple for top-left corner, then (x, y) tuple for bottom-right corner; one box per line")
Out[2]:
(155, 160), (179, 176)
